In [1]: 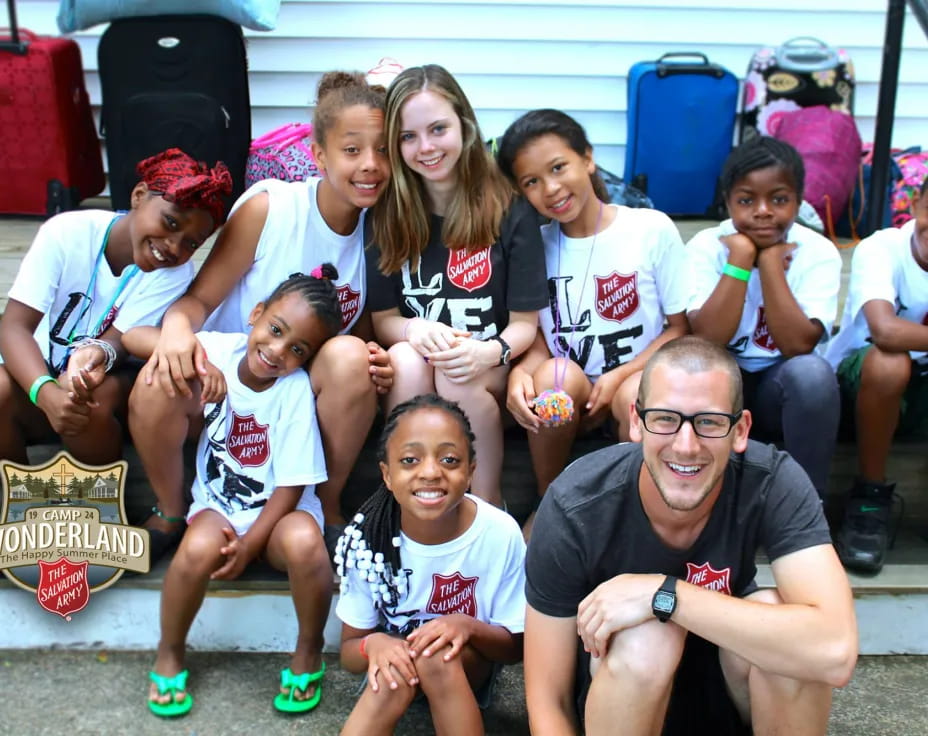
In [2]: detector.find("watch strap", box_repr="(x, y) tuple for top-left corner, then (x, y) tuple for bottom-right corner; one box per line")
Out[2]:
(486, 334), (511, 366)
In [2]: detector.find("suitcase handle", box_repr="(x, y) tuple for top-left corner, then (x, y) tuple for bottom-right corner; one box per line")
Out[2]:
(775, 37), (839, 72)
(656, 52), (726, 79)
(1, 0), (27, 54)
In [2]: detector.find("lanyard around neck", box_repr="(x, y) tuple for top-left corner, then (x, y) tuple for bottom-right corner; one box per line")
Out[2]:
(554, 202), (604, 389)
(75, 215), (140, 341)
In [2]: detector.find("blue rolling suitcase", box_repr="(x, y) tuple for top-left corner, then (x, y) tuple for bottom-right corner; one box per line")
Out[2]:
(624, 53), (738, 216)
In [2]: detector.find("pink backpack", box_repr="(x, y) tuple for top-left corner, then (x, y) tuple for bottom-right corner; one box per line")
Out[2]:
(245, 122), (319, 188)
(767, 106), (862, 225)
(889, 148), (928, 226)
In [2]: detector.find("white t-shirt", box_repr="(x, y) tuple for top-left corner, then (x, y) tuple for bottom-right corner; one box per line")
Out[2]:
(204, 178), (367, 335)
(825, 220), (928, 370)
(336, 496), (526, 636)
(538, 205), (687, 379)
(188, 331), (327, 537)
(686, 219), (842, 372)
(6, 210), (194, 371)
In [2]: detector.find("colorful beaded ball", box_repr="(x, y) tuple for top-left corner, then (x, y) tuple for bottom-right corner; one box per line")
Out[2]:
(533, 389), (574, 427)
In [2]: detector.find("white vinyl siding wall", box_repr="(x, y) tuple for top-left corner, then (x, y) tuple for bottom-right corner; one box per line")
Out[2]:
(15, 0), (928, 177)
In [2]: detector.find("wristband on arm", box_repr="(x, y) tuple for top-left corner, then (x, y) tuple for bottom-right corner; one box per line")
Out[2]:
(28, 375), (58, 405)
(722, 263), (751, 282)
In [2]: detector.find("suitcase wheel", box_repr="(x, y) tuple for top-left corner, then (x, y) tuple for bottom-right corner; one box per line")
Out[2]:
(46, 180), (81, 217)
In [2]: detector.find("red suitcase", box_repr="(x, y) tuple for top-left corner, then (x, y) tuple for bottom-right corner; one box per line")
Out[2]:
(0, 0), (105, 215)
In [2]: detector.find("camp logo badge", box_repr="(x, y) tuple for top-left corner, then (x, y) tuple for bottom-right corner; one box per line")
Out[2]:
(685, 561), (732, 596)
(752, 306), (778, 352)
(447, 246), (492, 292)
(0, 452), (150, 620)
(426, 571), (478, 618)
(595, 271), (639, 323)
(227, 412), (270, 468)
(337, 283), (361, 329)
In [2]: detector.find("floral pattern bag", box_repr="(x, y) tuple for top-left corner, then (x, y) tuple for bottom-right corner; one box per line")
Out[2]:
(245, 122), (320, 188)
(739, 37), (854, 142)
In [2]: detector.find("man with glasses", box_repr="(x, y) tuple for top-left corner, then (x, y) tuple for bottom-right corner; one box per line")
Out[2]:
(523, 336), (856, 736)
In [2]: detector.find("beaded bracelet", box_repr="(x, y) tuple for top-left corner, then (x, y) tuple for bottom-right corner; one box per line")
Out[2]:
(72, 337), (118, 372)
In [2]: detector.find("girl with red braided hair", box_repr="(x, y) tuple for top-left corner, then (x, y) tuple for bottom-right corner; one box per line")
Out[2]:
(0, 147), (231, 472)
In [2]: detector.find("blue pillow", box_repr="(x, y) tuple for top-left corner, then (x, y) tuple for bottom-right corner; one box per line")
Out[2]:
(57, 0), (281, 33)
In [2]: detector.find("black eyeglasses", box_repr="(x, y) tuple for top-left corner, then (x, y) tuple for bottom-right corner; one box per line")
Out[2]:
(635, 401), (742, 439)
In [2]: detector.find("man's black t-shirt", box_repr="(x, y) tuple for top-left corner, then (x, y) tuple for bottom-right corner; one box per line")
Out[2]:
(525, 440), (832, 734)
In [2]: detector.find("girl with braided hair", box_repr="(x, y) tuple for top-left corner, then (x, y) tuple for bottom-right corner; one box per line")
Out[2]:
(0, 147), (230, 468)
(131, 70), (395, 554)
(123, 266), (342, 717)
(335, 394), (526, 736)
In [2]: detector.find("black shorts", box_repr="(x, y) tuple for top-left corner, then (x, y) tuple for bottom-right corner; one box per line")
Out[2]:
(576, 634), (750, 736)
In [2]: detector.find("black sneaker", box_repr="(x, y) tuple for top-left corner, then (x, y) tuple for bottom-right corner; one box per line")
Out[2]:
(835, 480), (897, 574)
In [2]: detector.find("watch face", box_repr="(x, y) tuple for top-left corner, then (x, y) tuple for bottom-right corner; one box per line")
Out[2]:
(654, 591), (675, 613)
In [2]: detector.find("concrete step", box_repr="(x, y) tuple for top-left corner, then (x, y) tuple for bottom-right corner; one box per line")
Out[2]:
(2, 434), (926, 654)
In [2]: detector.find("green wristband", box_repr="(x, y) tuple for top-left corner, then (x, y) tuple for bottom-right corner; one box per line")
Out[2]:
(722, 262), (752, 282)
(28, 375), (58, 405)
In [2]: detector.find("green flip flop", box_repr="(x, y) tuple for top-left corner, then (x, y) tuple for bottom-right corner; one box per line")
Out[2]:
(273, 663), (326, 713)
(148, 669), (193, 717)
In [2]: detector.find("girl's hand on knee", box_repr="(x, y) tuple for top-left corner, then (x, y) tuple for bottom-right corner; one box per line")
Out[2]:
(145, 327), (207, 399)
(366, 341), (394, 394)
(365, 633), (419, 692)
(428, 338), (496, 383)
(211, 527), (253, 581)
(199, 361), (227, 405)
(506, 367), (540, 432)
(407, 614), (474, 662)
(406, 318), (468, 355)
(586, 368), (625, 423)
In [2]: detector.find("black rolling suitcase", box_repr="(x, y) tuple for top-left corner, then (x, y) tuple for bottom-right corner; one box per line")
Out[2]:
(97, 15), (250, 210)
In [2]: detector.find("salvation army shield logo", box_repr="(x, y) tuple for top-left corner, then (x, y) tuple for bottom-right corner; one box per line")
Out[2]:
(37, 557), (89, 620)
(337, 283), (361, 329)
(447, 246), (492, 293)
(685, 561), (732, 595)
(426, 572), (479, 617)
(594, 271), (640, 323)
(227, 412), (270, 468)
(752, 306), (777, 352)
(0, 451), (150, 618)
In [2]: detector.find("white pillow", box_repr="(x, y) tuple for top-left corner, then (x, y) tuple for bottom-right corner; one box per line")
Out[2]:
(57, 0), (281, 33)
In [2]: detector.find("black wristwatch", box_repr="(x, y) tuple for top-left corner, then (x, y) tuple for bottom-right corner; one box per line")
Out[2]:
(652, 576), (678, 623)
(486, 335), (511, 366)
